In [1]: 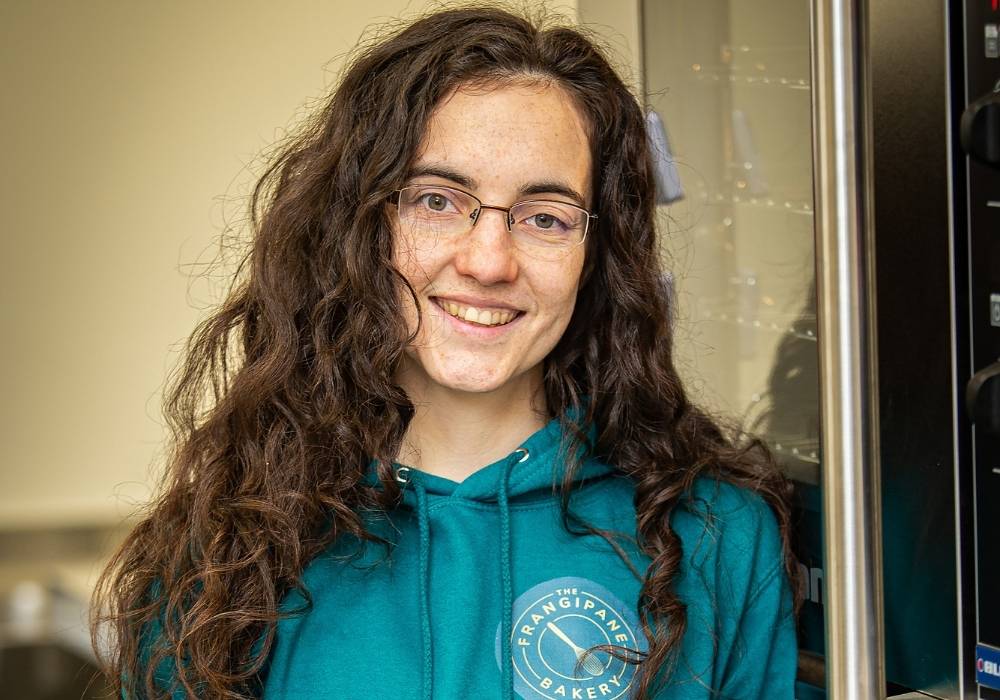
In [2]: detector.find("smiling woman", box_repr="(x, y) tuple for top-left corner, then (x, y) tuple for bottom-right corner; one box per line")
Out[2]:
(91, 6), (801, 700)
(393, 84), (590, 449)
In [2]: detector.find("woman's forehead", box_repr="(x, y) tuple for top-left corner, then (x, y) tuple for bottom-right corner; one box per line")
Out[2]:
(413, 82), (593, 205)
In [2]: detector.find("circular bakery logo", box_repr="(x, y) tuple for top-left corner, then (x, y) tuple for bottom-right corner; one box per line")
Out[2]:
(495, 576), (646, 700)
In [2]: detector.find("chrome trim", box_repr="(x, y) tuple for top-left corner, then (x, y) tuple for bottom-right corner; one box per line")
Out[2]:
(810, 0), (886, 697)
(944, 1), (971, 696)
(961, 0), (982, 676)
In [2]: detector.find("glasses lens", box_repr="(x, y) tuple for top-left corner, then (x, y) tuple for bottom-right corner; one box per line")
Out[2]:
(509, 201), (587, 252)
(397, 185), (476, 240)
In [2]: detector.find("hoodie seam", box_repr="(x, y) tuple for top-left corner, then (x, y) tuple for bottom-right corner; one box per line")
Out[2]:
(425, 499), (558, 514)
(504, 461), (554, 491)
(421, 482), (612, 514)
(503, 456), (608, 492)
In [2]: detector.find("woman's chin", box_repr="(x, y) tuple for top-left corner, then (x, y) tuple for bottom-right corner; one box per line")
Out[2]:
(425, 355), (546, 396)
(430, 367), (513, 395)
(397, 348), (543, 398)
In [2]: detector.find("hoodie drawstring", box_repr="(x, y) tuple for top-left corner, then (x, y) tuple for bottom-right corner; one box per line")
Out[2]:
(499, 447), (529, 700)
(398, 446), (529, 700)
(397, 466), (434, 700)
(414, 480), (433, 700)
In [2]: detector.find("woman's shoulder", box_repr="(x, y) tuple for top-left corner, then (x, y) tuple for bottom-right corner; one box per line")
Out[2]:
(665, 475), (797, 697)
(669, 475), (787, 601)
(681, 475), (774, 524)
(673, 475), (780, 538)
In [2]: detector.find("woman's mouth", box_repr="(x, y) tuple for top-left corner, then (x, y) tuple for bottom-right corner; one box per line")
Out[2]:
(431, 297), (521, 327)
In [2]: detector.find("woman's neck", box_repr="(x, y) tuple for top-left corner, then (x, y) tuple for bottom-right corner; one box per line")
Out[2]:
(395, 367), (548, 483)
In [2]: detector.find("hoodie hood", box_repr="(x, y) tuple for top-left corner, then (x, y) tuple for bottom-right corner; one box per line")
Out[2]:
(364, 414), (615, 700)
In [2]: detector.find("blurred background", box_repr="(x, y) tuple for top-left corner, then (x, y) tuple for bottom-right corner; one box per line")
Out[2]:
(0, 1), (633, 697)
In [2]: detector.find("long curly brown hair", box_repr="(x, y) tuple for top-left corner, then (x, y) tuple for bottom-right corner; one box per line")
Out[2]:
(90, 6), (800, 699)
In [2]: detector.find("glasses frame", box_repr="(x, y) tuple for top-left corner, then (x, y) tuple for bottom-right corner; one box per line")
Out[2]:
(391, 183), (598, 250)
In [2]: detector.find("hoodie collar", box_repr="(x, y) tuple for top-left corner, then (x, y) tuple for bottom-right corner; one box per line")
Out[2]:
(368, 413), (613, 504)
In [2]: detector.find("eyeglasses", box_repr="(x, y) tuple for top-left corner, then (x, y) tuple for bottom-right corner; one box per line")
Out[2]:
(392, 184), (596, 260)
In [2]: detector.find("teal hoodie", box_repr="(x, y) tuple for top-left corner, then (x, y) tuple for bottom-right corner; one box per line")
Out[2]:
(256, 416), (797, 699)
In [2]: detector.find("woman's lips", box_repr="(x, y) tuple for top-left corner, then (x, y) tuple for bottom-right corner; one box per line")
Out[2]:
(430, 297), (524, 330)
(431, 296), (523, 328)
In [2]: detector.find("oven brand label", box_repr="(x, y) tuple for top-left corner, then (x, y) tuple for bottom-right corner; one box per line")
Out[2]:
(977, 643), (1000, 690)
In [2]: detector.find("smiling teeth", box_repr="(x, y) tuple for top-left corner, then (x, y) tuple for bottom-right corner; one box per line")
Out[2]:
(441, 301), (517, 327)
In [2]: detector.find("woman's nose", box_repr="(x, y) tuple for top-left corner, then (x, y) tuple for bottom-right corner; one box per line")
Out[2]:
(452, 207), (519, 284)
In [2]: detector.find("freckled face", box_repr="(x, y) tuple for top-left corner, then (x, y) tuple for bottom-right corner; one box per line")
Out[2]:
(392, 82), (592, 395)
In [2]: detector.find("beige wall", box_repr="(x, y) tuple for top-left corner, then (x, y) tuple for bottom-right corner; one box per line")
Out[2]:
(0, 1), (593, 529)
(577, 0), (643, 96)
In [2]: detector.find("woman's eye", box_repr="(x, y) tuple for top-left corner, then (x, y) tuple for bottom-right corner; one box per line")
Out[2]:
(424, 194), (447, 210)
(417, 192), (455, 212)
(533, 213), (556, 228)
(526, 212), (567, 230)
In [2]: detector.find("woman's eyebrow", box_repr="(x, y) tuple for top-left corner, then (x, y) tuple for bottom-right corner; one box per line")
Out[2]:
(518, 181), (586, 207)
(407, 164), (476, 189)
(408, 164), (587, 207)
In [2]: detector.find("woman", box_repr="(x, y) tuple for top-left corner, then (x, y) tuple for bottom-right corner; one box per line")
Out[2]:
(92, 6), (800, 699)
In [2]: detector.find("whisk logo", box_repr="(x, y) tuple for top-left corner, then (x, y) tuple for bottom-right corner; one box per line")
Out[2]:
(495, 576), (645, 699)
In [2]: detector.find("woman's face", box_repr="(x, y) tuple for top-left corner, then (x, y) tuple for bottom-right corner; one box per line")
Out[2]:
(392, 81), (592, 396)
